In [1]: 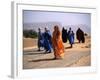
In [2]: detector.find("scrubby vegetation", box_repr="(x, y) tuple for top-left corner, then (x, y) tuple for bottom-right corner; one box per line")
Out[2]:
(23, 29), (38, 38)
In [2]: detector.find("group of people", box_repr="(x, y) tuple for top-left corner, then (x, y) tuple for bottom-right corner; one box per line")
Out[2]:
(37, 25), (64, 59)
(38, 28), (52, 53)
(62, 27), (75, 48)
(37, 25), (85, 59)
(62, 27), (85, 47)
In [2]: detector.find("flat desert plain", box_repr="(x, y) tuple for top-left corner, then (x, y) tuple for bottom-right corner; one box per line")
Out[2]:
(23, 36), (91, 69)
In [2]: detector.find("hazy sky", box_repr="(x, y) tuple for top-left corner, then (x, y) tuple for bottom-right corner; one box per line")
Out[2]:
(23, 10), (91, 27)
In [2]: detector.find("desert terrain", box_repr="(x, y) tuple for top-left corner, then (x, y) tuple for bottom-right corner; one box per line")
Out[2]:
(23, 36), (91, 69)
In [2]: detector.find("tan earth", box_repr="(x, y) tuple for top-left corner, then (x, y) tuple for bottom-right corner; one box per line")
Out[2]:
(23, 36), (91, 69)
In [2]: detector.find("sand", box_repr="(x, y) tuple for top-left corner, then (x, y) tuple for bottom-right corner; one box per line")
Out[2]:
(23, 38), (37, 48)
(23, 36), (91, 69)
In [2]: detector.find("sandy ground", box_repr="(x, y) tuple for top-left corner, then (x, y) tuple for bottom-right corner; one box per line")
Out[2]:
(23, 36), (91, 69)
(23, 38), (37, 48)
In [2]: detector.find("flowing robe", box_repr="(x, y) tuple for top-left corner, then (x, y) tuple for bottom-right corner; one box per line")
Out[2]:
(38, 32), (44, 48)
(76, 28), (85, 43)
(43, 31), (52, 52)
(62, 28), (68, 43)
(52, 31), (64, 59)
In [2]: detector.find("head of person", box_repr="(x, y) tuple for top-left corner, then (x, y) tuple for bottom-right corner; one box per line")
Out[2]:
(54, 25), (59, 31)
(54, 25), (60, 36)
(38, 28), (41, 32)
(78, 27), (80, 30)
(69, 27), (71, 31)
(45, 27), (48, 32)
(62, 27), (65, 30)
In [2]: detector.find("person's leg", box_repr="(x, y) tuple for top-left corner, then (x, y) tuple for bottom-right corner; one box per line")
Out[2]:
(43, 39), (48, 53)
(71, 43), (73, 48)
(38, 41), (41, 51)
(82, 37), (85, 43)
(69, 37), (73, 48)
(44, 45), (48, 53)
(47, 43), (52, 53)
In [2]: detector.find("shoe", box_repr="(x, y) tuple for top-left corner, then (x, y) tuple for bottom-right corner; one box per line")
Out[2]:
(38, 49), (40, 51)
(44, 50), (47, 53)
(48, 51), (51, 53)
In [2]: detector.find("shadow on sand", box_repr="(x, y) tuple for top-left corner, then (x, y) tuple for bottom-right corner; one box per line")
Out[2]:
(28, 58), (56, 62)
(65, 46), (72, 49)
(24, 50), (45, 55)
(24, 49), (44, 52)
(24, 51), (45, 55)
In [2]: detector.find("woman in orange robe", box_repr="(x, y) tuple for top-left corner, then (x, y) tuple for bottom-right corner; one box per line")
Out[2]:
(52, 25), (64, 59)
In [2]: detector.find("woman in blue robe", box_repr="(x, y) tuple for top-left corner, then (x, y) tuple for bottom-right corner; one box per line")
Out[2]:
(68, 28), (74, 48)
(72, 31), (75, 44)
(37, 28), (44, 51)
(43, 28), (52, 53)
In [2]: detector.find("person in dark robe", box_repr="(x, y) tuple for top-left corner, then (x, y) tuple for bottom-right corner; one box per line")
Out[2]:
(76, 28), (85, 43)
(62, 27), (68, 43)
(43, 28), (52, 53)
(68, 27), (74, 48)
(37, 28), (44, 51)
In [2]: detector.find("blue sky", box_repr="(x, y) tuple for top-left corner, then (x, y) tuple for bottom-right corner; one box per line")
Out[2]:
(23, 10), (91, 27)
